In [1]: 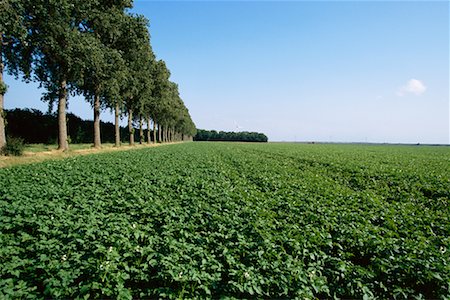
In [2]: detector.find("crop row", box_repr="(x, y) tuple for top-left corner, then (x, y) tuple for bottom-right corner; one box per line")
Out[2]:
(0, 143), (449, 298)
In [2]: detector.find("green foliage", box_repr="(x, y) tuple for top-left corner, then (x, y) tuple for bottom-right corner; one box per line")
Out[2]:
(1, 0), (32, 80)
(1, 1), (196, 146)
(0, 143), (448, 298)
(4, 108), (139, 144)
(0, 82), (8, 95)
(1, 136), (25, 156)
(195, 129), (268, 142)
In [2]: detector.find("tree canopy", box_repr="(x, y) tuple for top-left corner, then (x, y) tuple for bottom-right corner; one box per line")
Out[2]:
(0, 0), (196, 151)
(194, 129), (268, 142)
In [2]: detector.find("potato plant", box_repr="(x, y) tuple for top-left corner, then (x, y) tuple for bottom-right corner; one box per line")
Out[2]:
(0, 143), (449, 298)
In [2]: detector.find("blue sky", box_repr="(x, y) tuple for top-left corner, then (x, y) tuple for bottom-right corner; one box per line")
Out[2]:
(4, 1), (449, 143)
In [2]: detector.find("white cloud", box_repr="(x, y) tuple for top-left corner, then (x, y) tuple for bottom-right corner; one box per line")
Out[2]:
(397, 79), (427, 96)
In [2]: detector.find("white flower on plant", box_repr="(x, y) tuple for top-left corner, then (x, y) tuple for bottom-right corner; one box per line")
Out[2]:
(244, 272), (250, 279)
(61, 254), (67, 261)
(100, 261), (111, 270)
(132, 223), (137, 229)
(108, 246), (113, 252)
(178, 272), (183, 279)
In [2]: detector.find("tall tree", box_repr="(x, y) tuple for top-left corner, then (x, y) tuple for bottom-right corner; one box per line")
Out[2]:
(76, 37), (124, 148)
(79, 2), (131, 148)
(150, 60), (171, 143)
(133, 48), (155, 145)
(90, 0), (132, 147)
(137, 58), (157, 145)
(117, 14), (154, 146)
(9, 0), (98, 150)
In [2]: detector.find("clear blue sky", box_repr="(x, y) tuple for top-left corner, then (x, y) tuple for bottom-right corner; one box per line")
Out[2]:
(4, 1), (449, 143)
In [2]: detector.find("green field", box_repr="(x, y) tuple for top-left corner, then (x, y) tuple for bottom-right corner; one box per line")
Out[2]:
(1, 142), (449, 299)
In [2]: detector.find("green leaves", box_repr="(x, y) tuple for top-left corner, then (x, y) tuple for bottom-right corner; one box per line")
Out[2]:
(0, 143), (449, 298)
(1, 1), (195, 148)
(0, 82), (8, 95)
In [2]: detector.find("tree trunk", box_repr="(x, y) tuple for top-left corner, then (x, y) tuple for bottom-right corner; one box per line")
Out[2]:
(139, 115), (144, 144)
(153, 120), (157, 144)
(0, 37), (6, 149)
(57, 79), (69, 151)
(158, 124), (162, 143)
(114, 103), (120, 147)
(93, 91), (101, 148)
(128, 108), (134, 146)
(147, 117), (151, 144)
(163, 125), (166, 143)
(166, 126), (169, 142)
(0, 90), (4, 149)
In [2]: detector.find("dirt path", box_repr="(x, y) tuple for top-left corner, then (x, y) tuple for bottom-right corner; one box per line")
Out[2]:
(0, 142), (180, 168)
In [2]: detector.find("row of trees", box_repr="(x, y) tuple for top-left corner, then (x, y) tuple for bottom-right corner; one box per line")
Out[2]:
(5, 108), (185, 144)
(0, 0), (196, 151)
(194, 129), (268, 142)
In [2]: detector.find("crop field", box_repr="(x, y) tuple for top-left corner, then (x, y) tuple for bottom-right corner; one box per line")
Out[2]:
(0, 142), (449, 299)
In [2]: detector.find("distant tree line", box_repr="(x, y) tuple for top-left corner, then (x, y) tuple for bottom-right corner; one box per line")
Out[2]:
(194, 129), (268, 142)
(4, 108), (179, 144)
(0, 0), (196, 152)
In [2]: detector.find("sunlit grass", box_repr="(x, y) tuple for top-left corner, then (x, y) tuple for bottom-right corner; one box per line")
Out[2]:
(24, 143), (118, 153)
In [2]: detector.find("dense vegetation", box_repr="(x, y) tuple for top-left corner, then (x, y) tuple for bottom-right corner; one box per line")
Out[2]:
(4, 108), (175, 144)
(5, 109), (269, 145)
(0, 0), (196, 151)
(1, 143), (448, 298)
(194, 129), (268, 142)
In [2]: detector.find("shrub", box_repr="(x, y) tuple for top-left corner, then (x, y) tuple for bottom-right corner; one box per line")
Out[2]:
(1, 137), (25, 156)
